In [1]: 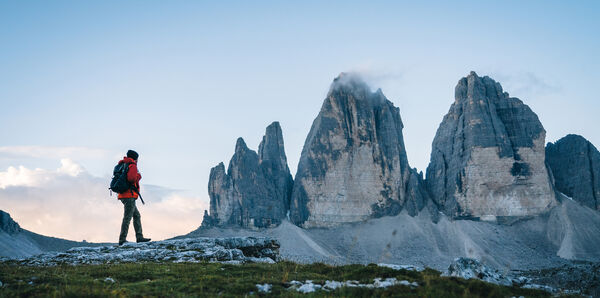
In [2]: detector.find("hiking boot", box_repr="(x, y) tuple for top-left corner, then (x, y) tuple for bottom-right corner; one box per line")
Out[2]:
(136, 237), (151, 243)
(118, 240), (126, 246)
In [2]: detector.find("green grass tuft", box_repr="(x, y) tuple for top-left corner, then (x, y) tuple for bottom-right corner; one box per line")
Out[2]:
(0, 261), (551, 297)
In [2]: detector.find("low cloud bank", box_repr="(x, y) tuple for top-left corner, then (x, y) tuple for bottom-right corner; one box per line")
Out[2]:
(0, 159), (207, 243)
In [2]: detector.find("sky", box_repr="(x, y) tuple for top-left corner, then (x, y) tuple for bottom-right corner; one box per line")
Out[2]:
(1, 0), (598, 242)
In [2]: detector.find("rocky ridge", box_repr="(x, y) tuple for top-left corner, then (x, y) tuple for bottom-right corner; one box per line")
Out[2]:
(0, 210), (21, 235)
(202, 71), (599, 230)
(4, 237), (280, 266)
(203, 122), (293, 228)
(1, 210), (104, 258)
(546, 134), (600, 210)
(426, 71), (557, 220)
(0, 211), (38, 258)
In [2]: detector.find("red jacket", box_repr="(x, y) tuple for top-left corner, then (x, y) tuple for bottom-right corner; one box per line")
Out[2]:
(117, 157), (142, 199)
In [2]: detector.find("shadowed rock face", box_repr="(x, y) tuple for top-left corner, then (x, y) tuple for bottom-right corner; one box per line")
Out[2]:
(0, 210), (21, 235)
(426, 72), (557, 220)
(203, 122), (293, 228)
(290, 73), (431, 228)
(259, 123), (294, 212)
(546, 134), (600, 210)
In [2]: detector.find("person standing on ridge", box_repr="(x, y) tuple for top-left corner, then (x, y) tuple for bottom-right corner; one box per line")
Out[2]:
(117, 150), (151, 245)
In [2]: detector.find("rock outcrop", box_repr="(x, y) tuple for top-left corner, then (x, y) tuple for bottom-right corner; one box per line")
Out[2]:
(445, 258), (520, 287)
(203, 122), (293, 228)
(7, 237), (280, 266)
(546, 134), (600, 210)
(290, 73), (431, 228)
(426, 72), (557, 220)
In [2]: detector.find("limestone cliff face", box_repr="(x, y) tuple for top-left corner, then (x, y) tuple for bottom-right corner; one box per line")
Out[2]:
(546, 134), (600, 210)
(426, 72), (557, 220)
(203, 122), (293, 228)
(290, 73), (430, 228)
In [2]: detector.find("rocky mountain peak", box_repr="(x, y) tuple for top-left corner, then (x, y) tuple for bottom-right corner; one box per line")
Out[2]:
(0, 210), (21, 235)
(456, 71), (508, 102)
(235, 137), (249, 154)
(426, 72), (556, 220)
(546, 134), (600, 210)
(454, 72), (544, 157)
(202, 71), (597, 230)
(203, 122), (293, 228)
(290, 74), (432, 228)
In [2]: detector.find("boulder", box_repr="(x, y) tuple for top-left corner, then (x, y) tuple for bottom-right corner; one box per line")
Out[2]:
(546, 134), (600, 210)
(203, 122), (293, 228)
(445, 257), (515, 286)
(290, 73), (430, 228)
(426, 72), (557, 220)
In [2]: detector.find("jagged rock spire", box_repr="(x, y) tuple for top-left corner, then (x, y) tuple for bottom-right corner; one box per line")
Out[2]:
(258, 122), (294, 211)
(203, 122), (293, 228)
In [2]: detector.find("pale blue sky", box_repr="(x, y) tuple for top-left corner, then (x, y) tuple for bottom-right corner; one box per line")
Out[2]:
(1, 1), (598, 240)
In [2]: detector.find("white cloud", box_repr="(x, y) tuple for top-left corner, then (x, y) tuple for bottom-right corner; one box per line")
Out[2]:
(0, 160), (208, 243)
(346, 62), (404, 89)
(56, 158), (85, 177)
(0, 158), (85, 188)
(0, 166), (47, 189)
(483, 71), (561, 99)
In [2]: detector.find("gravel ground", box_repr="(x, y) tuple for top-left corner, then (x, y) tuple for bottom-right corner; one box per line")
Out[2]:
(517, 261), (600, 296)
(186, 199), (600, 293)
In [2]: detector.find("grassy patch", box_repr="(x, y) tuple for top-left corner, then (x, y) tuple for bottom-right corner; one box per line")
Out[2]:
(0, 261), (550, 297)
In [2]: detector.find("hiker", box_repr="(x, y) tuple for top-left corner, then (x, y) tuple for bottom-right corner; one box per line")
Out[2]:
(116, 150), (151, 245)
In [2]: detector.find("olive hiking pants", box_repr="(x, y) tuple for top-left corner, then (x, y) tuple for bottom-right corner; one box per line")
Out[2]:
(119, 198), (143, 242)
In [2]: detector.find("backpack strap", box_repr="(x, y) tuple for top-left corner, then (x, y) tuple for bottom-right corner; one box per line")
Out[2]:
(126, 162), (145, 205)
